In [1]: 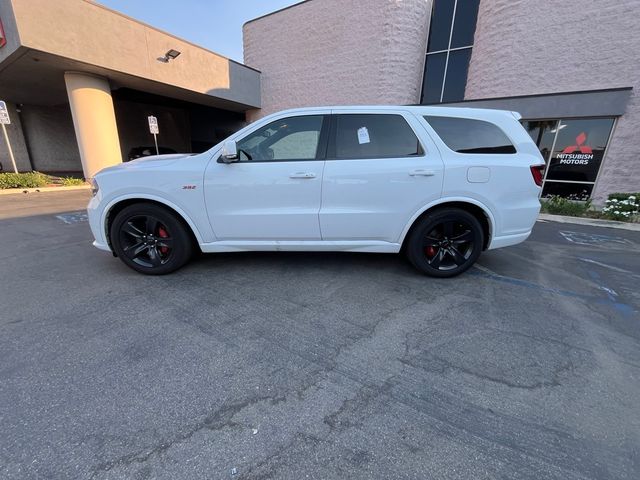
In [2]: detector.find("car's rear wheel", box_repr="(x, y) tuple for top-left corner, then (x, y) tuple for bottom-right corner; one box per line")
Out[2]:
(110, 203), (193, 275)
(406, 208), (483, 278)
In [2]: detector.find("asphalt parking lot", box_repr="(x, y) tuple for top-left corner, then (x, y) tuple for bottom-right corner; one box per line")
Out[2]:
(1, 190), (639, 480)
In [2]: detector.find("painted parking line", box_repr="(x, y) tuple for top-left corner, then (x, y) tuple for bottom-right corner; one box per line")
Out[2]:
(471, 264), (636, 317)
(55, 211), (88, 224)
(577, 257), (640, 279)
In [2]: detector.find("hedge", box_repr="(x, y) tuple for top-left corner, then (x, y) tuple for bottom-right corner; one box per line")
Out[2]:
(0, 172), (50, 189)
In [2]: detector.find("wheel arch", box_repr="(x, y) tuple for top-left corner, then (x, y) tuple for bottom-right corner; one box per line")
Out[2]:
(103, 195), (203, 253)
(400, 198), (495, 251)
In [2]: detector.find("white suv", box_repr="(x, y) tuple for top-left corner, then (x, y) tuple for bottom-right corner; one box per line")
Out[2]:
(87, 106), (544, 277)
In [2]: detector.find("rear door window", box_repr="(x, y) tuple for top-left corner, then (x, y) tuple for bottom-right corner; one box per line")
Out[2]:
(424, 116), (516, 154)
(331, 114), (423, 159)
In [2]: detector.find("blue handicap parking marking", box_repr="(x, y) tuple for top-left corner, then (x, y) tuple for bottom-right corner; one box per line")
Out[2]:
(55, 212), (88, 224)
(559, 230), (633, 246)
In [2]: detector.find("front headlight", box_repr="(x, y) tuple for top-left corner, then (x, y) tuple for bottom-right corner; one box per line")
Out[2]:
(90, 178), (99, 197)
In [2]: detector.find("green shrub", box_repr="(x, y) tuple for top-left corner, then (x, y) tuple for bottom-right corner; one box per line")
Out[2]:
(0, 171), (50, 189)
(601, 193), (640, 221)
(60, 177), (86, 186)
(540, 195), (592, 216)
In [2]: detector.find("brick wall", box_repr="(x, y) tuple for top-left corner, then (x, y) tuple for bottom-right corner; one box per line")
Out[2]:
(466, 0), (640, 201)
(243, 0), (432, 121)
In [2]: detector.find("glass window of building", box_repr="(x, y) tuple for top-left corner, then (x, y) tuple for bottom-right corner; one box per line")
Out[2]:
(523, 118), (615, 201)
(422, 0), (480, 104)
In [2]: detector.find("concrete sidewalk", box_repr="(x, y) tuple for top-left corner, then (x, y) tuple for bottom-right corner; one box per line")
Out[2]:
(538, 213), (640, 231)
(0, 184), (90, 196)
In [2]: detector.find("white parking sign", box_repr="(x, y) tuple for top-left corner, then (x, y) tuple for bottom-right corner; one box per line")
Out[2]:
(0, 100), (17, 172)
(0, 101), (10, 125)
(148, 115), (160, 155)
(148, 115), (159, 134)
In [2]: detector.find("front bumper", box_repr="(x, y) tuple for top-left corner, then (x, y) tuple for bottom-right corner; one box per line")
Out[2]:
(87, 193), (111, 252)
(92, 239), (111, 251)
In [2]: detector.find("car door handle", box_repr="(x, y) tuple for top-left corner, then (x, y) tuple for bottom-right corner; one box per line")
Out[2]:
(289, 172), (316, 179)
(409, 169), (436, 176)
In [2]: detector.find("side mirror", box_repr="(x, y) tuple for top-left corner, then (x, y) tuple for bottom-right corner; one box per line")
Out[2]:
(221, 140), (238, 163)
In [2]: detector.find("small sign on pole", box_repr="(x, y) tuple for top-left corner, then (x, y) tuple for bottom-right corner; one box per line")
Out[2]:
(0, 100), (10, 124)
(0, 100), (18, 173)
(148, 115), (159, 156)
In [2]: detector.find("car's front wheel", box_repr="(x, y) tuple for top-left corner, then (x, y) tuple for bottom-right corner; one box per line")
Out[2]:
(110, 203), (193, 275)
(405, 208), (484, 278)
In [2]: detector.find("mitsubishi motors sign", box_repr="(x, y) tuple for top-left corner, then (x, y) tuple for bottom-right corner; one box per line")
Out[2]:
(556, 132), (594, 166)
(548, 130), (602, 182)
(0, 18), (6, 48)
(545, 118), (615, 184)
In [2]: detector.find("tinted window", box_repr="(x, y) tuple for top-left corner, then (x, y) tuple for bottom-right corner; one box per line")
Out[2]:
(333, 114), (422, 159)
(451, 0), (480, 48)
(441, 48), (472, 102)
(523, 120), (558, 162)
(425, 116), (516, 154)
(421, 53), (447, 104)
(427, 0), (455, 52)
(236, 115), (324, 161)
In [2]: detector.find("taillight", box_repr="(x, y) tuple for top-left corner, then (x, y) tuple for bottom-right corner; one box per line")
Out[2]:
(530, 165), (545, 187)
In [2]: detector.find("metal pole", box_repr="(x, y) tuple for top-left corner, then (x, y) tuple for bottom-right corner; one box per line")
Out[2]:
(1, 123), (18, 173)
(153, 133), (159, 156)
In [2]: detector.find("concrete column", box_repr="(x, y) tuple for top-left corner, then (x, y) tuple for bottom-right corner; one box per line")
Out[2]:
(64, 72), (122, 178)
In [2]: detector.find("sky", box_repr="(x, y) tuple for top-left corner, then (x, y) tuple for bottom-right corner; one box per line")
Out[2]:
(97, 0), (302, 62)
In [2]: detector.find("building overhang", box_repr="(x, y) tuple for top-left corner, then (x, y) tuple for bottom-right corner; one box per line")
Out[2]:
(0, 0), (261, 111)
(439, 87), (633, 119)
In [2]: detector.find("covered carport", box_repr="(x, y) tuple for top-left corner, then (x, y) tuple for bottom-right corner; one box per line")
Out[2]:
(0, 0), (260, 177)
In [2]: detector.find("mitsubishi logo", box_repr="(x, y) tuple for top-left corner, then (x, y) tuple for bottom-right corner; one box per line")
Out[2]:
(562, 132), (592, 154)
(0, 18), (6, 48)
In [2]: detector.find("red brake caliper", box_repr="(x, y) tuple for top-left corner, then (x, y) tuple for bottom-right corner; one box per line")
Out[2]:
(425, 246), (437, 258)
(158, 226), (169, 255)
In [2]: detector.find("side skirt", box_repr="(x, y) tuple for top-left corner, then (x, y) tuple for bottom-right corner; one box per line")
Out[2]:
(199, 240), (402, 254)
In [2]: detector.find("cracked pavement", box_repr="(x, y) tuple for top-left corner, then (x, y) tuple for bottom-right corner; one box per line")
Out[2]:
(1, 190), (639, 479)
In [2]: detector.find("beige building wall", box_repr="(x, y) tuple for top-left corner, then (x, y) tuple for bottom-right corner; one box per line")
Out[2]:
(0, 1), (30, 172)
(243, 0), (432, 120)
(466, 0), (640, 201)
(19, 104), (81, 172)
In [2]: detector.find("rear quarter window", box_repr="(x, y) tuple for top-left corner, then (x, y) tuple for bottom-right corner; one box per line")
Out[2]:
(424, 116), (516, 154)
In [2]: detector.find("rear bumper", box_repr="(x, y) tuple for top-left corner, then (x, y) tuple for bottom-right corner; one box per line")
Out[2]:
(488, 230), (532, 250)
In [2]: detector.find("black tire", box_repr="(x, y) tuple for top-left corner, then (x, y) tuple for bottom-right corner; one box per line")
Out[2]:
(110, 203), (193, 275)
(405, 208), (483, 278)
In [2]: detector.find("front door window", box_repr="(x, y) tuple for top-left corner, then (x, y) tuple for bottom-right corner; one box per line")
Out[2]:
(236, 115), (324, 161)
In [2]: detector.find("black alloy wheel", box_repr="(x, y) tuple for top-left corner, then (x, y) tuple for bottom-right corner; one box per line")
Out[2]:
(406, 208), (483, 278)
(110, 203), (193, 275)
(119, 215), (173, 268)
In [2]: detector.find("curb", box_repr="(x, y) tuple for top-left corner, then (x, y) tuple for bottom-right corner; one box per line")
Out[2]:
(0, 185), (90, 196)
(538, 213), (640, 232)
